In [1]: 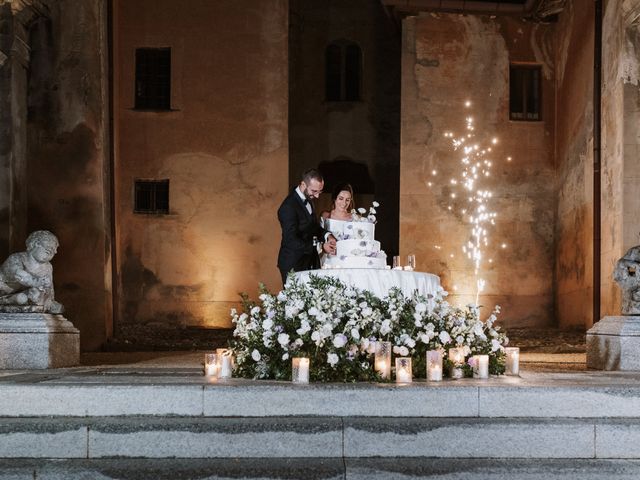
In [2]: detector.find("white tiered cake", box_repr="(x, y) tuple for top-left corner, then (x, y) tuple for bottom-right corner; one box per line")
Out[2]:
(322, 218), (387, 269)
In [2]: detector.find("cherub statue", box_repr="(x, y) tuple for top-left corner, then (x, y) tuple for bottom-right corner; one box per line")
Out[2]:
(0, 230), (64, 313)
(614, 245), (640, 315)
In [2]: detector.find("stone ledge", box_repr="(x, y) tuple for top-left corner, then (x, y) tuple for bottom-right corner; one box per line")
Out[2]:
(2, 374), (640, 417)
(1, 417), (640, 459)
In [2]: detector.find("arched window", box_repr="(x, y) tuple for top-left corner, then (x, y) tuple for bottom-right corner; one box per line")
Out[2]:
(325, 41), (361, 102)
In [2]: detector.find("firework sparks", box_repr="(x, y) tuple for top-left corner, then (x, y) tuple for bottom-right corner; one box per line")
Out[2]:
(443, 100), (503, 305)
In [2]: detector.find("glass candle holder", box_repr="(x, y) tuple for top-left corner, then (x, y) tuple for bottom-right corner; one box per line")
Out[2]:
(407, 254), (416, 271)
(448, 347), (465, 379)
(426, 350), (443, 382)
(374, 341), (392, 380)
(505, 347), (520, 376)
(395, 357), (412, 383)
(292, 357), (310, 384)
(204, 353), (218, 377)
(216, 348), (235, 371)
(392, 256), (402, 269)
(472, 354), (489, 379)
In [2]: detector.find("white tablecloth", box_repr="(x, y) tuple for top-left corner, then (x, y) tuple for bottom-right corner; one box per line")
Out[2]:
(292, 269), (441, 299)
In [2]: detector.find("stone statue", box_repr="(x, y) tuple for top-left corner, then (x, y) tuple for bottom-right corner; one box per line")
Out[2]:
(0, 230), (64, 314)
(614, 245), (640, 315)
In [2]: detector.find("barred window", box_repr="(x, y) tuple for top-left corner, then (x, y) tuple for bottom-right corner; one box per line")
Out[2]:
(134, 180), (169, 214)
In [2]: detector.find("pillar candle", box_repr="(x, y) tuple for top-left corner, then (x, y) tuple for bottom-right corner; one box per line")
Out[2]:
(292, 357), (310, 384)
(395, 357), (412, 383)
(505, 347), (520, 376)
(374, 341), (392, 380)
(426, 350), (443, 382)
(473, 354), (489, 379)
(219, 353), (233, 379)
(204, 353), (218, 377)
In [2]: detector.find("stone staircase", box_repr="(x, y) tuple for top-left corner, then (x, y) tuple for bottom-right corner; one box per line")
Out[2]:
(2, 367), (640, 478)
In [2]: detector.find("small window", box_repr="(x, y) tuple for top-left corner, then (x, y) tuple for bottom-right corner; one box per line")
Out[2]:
(325, 41), (361, 102)
(510, 65), (541, 121)
(134, 180), (169, 214)
(135, 48), (171, 110)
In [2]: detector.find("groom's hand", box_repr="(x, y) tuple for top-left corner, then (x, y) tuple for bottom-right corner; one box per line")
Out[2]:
(323, 235), (337, 255)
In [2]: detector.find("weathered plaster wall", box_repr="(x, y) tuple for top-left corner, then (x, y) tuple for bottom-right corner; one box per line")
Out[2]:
(114, 0), (288, 330)
(554, 2), (594, 328)
(289, 0), (401, 257)
(400, 13), (555, 327)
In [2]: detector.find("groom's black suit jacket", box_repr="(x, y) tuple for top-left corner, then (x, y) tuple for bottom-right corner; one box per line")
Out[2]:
(277, 189), (327, 283)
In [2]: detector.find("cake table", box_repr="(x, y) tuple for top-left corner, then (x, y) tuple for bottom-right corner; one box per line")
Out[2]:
(292, 269), (440, 299)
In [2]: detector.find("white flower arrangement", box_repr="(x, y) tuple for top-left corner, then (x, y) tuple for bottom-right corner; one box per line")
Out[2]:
(229, 275), (508, 382)
(351, 201), (379, 224)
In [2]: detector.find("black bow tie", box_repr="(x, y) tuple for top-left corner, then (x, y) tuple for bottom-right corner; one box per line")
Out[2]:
(303, 198), (310, 205)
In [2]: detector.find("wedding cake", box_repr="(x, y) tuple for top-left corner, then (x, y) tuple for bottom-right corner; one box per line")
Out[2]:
(321, 218), (387, 269)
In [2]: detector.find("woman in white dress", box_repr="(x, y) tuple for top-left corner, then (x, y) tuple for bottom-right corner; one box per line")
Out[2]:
(319, 183), (355, 266)
(320, 183), (355, 223)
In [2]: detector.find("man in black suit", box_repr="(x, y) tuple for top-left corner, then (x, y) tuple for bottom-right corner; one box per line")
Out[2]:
(277, 169), (336, 285)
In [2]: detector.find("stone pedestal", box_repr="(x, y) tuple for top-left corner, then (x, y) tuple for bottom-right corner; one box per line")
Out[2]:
(586, 316), (640, 370)
(0, 313), (80, 369)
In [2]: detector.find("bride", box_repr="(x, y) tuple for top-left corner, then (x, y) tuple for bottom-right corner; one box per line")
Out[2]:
(319, 183), (355, 265)
(320, 183), (355, 224)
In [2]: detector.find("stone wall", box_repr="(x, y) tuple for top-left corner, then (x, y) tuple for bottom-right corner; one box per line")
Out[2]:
(113, 0), (288, 330)
(554, 2), (595, 328)
(400, 13), (556, 327)
(0, 0), (112, 351)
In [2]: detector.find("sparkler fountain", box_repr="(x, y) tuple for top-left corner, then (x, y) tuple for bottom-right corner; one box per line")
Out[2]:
(436, 100), (503, 308)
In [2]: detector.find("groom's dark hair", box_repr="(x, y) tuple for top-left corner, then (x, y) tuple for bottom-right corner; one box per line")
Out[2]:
(301, 169), (323, 184)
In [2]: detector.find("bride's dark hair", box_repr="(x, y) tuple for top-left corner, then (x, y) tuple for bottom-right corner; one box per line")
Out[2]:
(331, 183), (355, 211)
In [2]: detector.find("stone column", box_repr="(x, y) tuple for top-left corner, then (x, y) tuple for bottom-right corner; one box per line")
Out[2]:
(0, 1), (48, 258)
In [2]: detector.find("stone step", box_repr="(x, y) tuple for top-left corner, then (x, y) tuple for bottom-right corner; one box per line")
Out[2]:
(1, 416), (640, 459)
(1, 458), (640, 479)
(2, 372), (640, 418)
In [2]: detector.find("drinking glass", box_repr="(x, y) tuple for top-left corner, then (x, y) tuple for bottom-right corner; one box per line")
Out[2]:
(407, 254), (416, 270)
(392, 256), (401, 269)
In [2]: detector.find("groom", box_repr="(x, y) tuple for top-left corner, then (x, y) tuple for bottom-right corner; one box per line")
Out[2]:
(277, 169), (336, 284)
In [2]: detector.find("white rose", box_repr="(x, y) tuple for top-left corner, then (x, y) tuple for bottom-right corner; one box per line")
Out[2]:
(372, 201), (380, 207)
(277, 291), (287, 301)
(419, 333), (430, 344)
(262, 318), (274, 330)
(333, 334), (348, 348)
(282, 353), (289, 361)
(491, 339), (502, 352)
(439, 331), (452, 344)
(380, 320), (392, 336)
(308, 307), (319, 316)
(415, 303), (427, 314)
(357, 207), (367, 214)
(327, 353), (339, 366)
(296, 320), (311, 336)
(239, 313), (248, 322)
(251, 349), (261, 362)
(311, 331), (321, 342)
(350, 328), (360, 340)
(277, 333), (290, 347)
(393, 345), (409, 356)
